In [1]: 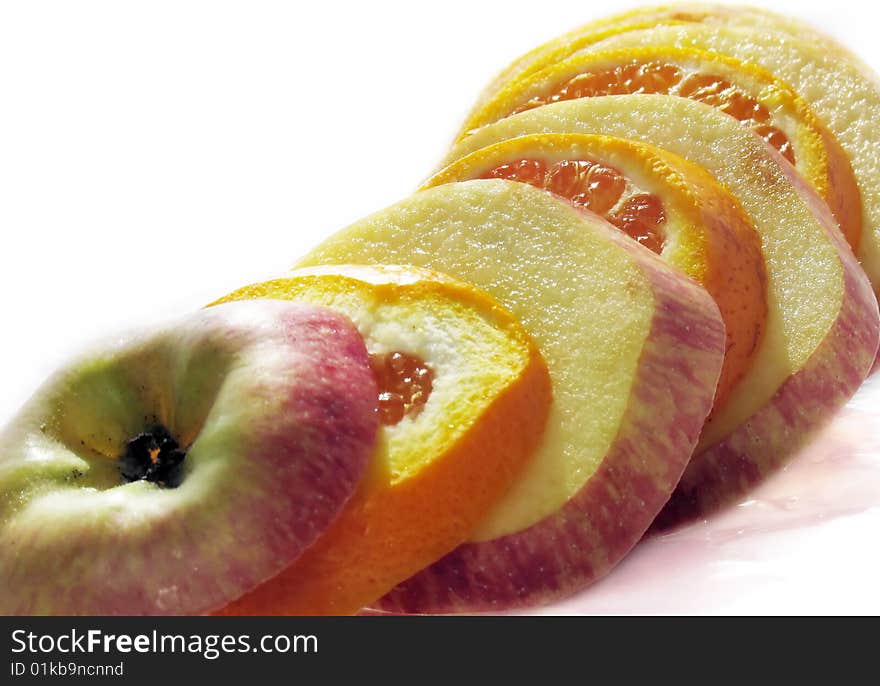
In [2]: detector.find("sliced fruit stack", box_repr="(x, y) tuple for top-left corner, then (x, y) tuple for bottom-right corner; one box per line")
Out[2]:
(1, 4), (879, 615)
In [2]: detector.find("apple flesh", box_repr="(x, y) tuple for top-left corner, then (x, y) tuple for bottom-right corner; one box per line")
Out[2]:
(656, 153), (880, 525)
(454, 45), (862, 255)
(573, 22), (880, 297)
(561, 4), (879, 77)
(297, 179), (726, 611)
(426, 131), (768, 419)
(443, 94), (880, 524)
(0, 300), (378, 615)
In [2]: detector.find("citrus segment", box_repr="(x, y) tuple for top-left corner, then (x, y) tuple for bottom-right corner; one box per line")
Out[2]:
(371, 351), (434, 426)
(480, 156), (663, 251)
(508, 61), (794, 163)
(461, 20), (694, 129)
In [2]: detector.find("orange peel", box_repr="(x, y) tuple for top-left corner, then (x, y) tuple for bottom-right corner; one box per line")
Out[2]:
(212, 264), (551, 615)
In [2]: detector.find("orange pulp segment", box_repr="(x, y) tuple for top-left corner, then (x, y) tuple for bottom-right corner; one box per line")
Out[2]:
(371, 351), (435, 426)
(509, 61), (795, 164)
(480, 157), (665, 253)
(457, 47), (860, 255)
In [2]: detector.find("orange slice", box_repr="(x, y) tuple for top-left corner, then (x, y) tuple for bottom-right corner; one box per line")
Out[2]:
(468, 9), (880, 297)
(212, 264), (551, 615)
(444, 95), (880, 524)
(426, 132), (766, 417)
(456, 47), (861, 253)
(463, 19), (693, 128)
(296, 181), (726, 610)
(461, 6), (802, 106)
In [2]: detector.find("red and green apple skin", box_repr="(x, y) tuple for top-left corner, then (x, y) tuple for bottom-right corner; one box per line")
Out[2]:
(375, 218), (725, 612)
(0, 300), (378, 615)
(655, 150), (880, 526)
(442, 96), (880, 531)
(294, 179), (725, 613)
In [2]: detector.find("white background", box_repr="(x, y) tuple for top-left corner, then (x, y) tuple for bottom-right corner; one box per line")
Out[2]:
(1, 1), (878, 613)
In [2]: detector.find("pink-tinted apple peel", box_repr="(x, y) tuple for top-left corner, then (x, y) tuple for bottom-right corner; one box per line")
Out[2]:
(443, 95), (880, 526)
(378, 226), (724, 612)
(0, 301), (378, 615)
(296, 179), (725, 613)
(526, 371), (880, 615)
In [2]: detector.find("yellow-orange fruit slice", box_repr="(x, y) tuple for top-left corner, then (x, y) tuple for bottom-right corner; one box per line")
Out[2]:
(563, 3), (871, 62)
(462, 6), (809, 106)
(455, 47), (861, 252)
(212, 264), (551, 615)
(296, 180), (726, 611)
(426, 132), (766, 417)
(462, 19), (693, 130)
(444, 95), (879, 526)
(477, 9), (880, 296)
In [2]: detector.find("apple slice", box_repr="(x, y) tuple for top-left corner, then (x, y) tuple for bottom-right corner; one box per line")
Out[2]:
(211, 264), (552, 615)
(444, 94), (880, 525)
(463, 6), (867, 117)
(427, 132), (766, 419)
(547, 22), (880, 297)
(297, 179), (725, 612)
(455, 46), (861, 253)
(561, 3), (874, 63)
(0, 301), (378, 615)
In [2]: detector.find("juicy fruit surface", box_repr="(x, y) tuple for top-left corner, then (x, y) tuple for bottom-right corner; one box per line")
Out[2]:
(459, 45), (861, 255)
(214, 265), (543, 484)
(297, 181), (724, 611)
(212, 264), (551, 614)
(446, 95), (848, 451)
(297, 181), (722, 541)
(0, 301), (377, 615)
(459, 19), (695, 131)
(430, 132), (766, 422)
(371, 351), (434, 425)
(575, 24), (880, 293)
(480, 157), (665, 252)
(509, 61), (794, 163)
(572, 3), (869, 59)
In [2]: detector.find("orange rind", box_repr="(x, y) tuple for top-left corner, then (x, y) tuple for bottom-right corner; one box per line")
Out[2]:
(212, 264), (551, 615)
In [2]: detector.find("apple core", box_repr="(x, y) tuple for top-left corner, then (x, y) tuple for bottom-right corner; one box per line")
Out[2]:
(118, 425), (186, 488)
